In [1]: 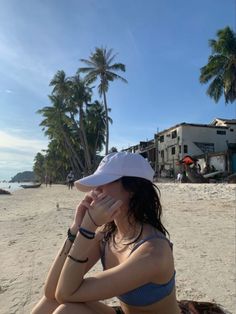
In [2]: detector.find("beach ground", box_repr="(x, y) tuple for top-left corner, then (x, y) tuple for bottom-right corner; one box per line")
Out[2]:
(0, 183), (235, 314)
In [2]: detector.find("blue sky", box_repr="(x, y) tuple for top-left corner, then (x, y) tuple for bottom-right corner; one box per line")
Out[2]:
(0, 0), (235, 180)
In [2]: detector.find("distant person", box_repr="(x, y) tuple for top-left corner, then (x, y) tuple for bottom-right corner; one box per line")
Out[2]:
(49, 176), (53, 187)
(45, 175), (49, 187)
(66, 170), (75, 190)
(197, 163), (201, 174)
(210, 165), (216, 173)
(176, 172), (183, 183)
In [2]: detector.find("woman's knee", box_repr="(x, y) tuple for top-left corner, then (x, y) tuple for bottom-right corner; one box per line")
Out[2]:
(31, 296), (59, 314)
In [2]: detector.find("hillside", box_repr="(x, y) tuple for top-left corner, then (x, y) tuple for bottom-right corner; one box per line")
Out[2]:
(10, 171), (36, 182)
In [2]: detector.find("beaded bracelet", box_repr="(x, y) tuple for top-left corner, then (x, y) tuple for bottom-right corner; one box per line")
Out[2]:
(67, 228), (76, 243)
(79, 227), (95, 239)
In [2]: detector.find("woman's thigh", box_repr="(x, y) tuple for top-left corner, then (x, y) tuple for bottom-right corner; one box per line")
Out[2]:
(53, 301), (117, 314)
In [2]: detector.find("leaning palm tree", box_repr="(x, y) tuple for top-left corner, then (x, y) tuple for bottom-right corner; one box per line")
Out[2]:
(37, 96), (85, 175)
(200, 26), (236, 104)
(79, 47), (127, 154)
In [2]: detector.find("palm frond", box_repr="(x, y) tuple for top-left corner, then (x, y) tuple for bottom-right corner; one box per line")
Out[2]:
(207, 76), (224, 103)
(80, 58), (97, 67)
(106, 71), (128, 83)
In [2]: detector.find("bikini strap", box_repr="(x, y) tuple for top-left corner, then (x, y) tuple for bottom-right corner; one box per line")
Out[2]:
(129, 232), (173, 255)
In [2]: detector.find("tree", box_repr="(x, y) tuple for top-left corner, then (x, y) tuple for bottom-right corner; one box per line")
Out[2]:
(85, 100), (112, 167)
(37, 70), (110, 179)
(79, 47), (127, 154)
(200, 26), (236, 104)
(33, 152), (45, 181)
(37, 95), (85, 176)
(109, 147), (118, 153)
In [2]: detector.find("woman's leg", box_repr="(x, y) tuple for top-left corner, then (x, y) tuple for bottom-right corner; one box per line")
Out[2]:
(31, 296), (59, 314)
(52, 301), (117, 314)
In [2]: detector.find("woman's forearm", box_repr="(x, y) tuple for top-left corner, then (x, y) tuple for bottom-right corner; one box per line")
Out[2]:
(55, 218), (97, 303)
(44, 237), (73, 299)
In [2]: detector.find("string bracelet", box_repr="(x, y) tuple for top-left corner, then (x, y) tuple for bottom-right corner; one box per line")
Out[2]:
(67, 228), (76, 243)
(67, 255), (88, 263)
(79, 227), (95, 239)
(87, 209), (101, 227)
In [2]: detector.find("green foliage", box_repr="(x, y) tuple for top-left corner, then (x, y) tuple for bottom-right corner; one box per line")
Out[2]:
(10, 171), (36, 183)
(80, 47), (127, 154)
(200, 26), (236, 104)
(34, 47), (126, 181)
(33, 153), (45, 181)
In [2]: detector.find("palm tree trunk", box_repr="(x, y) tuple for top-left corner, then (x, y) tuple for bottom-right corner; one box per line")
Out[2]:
(69, 112), (91, 173)
(102, 90), (109, 155)
(61, 128), (85, 173)
(79, 107), (92, 174)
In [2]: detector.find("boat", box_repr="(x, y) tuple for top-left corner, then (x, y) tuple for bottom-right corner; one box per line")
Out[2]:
(20, 183), (41, 189)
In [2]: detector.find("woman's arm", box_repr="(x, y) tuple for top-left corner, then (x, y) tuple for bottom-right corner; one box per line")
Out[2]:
(56, 235), (174, 304)
(44, 230), (101, 299)
(55, 193), (123, 303)
(43, 193), (101, 300)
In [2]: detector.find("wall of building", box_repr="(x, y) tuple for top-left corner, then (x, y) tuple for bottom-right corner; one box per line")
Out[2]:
(157, 123), (236, 175)
(181, 125), (235, 154)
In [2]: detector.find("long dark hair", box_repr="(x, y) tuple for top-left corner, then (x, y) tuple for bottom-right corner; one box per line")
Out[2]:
(102, 176), (169, 241)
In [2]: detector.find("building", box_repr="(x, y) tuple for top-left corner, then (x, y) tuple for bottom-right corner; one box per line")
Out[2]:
(123, 118), (236, 177)
(123, 140), (156, 169)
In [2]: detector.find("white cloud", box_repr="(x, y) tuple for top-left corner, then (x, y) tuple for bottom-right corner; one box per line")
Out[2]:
(0, 130), (48, 180)
(0, 130), (47, 152)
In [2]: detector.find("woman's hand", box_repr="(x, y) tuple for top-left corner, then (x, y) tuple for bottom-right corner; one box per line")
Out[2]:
(70, 191), (99, 234)
(82, 192), (123, 228)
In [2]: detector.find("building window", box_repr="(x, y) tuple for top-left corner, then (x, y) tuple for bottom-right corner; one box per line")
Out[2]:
(230, 129), (234, 132)
(184, 145), (188, 153)
(171, 147), (175, 155)
(160, 135), (164, 142)
(216, 130), (226, 135)
(171, 130), (177, 138)
(179, 145), (181, 153)
(160, 150), (164, 159)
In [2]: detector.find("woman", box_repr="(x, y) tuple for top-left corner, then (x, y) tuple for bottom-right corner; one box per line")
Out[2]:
(31, 152), (181, 314)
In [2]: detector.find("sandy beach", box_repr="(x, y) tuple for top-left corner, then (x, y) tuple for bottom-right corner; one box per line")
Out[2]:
(0, 183), (235, 314)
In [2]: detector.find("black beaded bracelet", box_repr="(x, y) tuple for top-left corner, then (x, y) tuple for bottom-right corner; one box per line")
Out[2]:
(67, 254), (88, 263)
(67, 228), (76, 243)
(79, 227), (95, 239)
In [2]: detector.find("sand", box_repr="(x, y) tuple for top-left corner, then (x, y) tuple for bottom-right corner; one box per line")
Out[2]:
(0, 183), (235, 314)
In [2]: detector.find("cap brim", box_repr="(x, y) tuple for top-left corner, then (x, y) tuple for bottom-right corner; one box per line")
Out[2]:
(75, 173), (122, 192)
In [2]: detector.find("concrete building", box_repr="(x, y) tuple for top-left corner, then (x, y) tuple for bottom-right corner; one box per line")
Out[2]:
(123, 118), (236, 177)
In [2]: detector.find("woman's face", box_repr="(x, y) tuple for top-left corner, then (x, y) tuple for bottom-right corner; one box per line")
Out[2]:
(95, 179), (130, 208)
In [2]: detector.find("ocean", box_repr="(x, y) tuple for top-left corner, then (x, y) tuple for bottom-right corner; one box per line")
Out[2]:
(0, 182), (34, 192)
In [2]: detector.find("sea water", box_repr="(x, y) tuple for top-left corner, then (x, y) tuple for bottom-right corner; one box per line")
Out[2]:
(0, 182), (32, 192)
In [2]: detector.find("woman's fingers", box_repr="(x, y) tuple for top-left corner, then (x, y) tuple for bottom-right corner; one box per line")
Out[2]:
(109, 200), (123, 214)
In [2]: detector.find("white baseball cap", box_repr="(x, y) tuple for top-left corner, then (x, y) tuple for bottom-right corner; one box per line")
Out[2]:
(75, 152), (154, 192)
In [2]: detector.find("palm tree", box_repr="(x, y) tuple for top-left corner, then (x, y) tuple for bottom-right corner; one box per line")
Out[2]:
(85, 100), (112, 168)
(79, 47), (127, 154)
(68, 73), (93, 172)
(200, 26), (236, 104)
(37, 95), (85, 175)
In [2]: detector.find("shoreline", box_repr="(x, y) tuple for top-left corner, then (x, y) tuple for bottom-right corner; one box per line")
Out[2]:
(0, 183), (235, 313)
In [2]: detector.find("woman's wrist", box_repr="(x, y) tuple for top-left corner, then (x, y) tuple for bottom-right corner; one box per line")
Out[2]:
(69, 223), (79, 235)
(80, 212), (98, 232)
